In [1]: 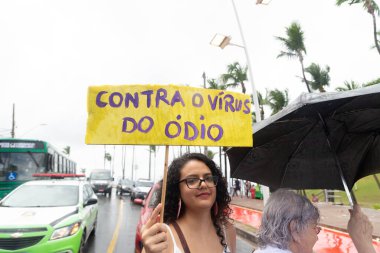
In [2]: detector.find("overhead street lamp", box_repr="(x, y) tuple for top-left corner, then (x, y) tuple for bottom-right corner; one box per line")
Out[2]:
(210, 32), (261, 123)
(210, 34), (244, 49)
(211, 0), (271, 203)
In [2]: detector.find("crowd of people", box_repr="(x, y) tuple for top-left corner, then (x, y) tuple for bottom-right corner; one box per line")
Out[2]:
(140, 153), (376, 253)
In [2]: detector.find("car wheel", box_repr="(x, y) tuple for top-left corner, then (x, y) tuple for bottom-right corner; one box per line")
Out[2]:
(79, 232), (86, 253)
(90, 219), (97, 237)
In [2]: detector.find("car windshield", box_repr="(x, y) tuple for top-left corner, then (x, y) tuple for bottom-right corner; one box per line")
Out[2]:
(136, 181), (153, 187)
(120, 179), (132, 185)
(1, 185), (79, 207)
(90, 172), (111, 180)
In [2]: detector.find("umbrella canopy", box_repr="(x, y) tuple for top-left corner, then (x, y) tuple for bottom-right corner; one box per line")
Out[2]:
(228, 85), (380, 191)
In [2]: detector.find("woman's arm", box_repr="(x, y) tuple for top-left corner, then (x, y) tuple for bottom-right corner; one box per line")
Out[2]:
(347, 205), (376, 253)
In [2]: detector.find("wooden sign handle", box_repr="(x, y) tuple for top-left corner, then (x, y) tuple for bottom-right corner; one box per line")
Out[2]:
(160, 145), (169, 223)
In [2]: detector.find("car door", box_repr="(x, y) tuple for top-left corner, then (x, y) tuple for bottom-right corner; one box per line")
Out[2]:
(82, 184), (93, 236)
(85, 184), (98, 230)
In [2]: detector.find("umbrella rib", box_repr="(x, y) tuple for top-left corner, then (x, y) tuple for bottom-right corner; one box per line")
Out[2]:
(317, 113), (357, 206)
(353, 134), (377, 180)
(279, 120), (319, 188)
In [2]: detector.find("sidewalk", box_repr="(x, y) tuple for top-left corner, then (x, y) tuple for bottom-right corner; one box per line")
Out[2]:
(231, 196), (380, 238)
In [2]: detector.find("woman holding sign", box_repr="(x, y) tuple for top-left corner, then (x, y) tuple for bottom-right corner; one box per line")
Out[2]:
(141, 153), (236, 253)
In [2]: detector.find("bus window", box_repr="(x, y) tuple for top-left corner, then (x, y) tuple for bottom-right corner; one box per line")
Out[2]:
(59, 156), (62, 173)
(47, 154), (53, 171)
(54, 153), (58, 172)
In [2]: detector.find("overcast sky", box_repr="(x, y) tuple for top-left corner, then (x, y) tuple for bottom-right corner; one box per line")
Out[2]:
(1, 0), (379, 181)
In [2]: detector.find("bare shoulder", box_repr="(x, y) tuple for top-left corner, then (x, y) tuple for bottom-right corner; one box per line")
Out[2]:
(225, 220), (236, 236)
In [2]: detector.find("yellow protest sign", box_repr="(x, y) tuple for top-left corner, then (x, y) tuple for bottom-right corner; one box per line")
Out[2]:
(86, 84), (253, 147)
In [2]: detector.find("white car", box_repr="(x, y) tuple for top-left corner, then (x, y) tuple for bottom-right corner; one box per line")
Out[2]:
(0, 178), (98, 253)
(130, 180), (154, 202)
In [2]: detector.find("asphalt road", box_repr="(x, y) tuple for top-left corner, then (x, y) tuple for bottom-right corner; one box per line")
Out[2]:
(85, 190), (255, 253)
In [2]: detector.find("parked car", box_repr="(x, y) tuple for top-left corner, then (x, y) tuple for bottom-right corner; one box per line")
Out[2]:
(130, 180), (154, 202)
(116, 178), (134, 195)
(0, 177), (98, 253)
(134, 181), (161, 253)
(88, 169), (113, 196)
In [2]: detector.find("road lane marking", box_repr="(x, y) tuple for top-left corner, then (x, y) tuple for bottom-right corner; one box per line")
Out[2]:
(107, 199), (124, 253)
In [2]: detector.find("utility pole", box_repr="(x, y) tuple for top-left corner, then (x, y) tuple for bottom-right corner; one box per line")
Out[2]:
(112, 145), (115, 177)
(11, 104), (15, 138)
(202, 72), (206, 88)
(131, 146), (135, 181)
(121, 146), (126, 179)
(202, 72), (208, 156)
(103, 145), (106, 170)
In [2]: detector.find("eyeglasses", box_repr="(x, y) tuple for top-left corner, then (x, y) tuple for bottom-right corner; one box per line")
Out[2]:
(178, 176), (219, 189)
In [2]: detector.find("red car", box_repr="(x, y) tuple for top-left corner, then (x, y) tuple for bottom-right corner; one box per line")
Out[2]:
(134, 182), (161, 253)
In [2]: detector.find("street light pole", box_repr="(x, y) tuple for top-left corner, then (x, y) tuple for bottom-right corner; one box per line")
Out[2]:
(230, 0), (271, 204)
(230, 0), (261, 123)
(11, 104), (15, 138)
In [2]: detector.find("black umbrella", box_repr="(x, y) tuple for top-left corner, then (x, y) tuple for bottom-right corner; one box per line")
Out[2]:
(227, 85), (380, 205)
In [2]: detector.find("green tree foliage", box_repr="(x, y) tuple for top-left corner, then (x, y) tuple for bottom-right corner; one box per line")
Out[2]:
(363, 77), (380, 86)
(266, 89), (289, 115)
(336, 0), (380, 55)
(276, 22), (311, 93)
(304, 63), (331, 92)
(336, 80), (361, 91)
(104, 152), (112, 162)
(207, 78), (227, 90)
(206, 150), (216, 159)
(148, 145), (156, 180)
(251, 92), (266, 122)
(220, 62), (248, 94)
(62, 146), (70, 156)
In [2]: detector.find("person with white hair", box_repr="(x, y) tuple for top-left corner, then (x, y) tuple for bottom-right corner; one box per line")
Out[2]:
(255, 189), (376, 253)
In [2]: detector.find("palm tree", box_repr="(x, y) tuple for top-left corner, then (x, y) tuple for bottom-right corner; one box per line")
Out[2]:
(104, 152), (112, 170)
(371, 31), (380, 51)
(304, 63), (331, 92)
(207, 78), (227, 90)
(220, 62), (248, 94)
(363, 77), (380, 86)
(207, 78), (228, 162)
(206, 150), (216, 160)
(336, 80), (361, 91)
(148, 145), (156, 180)
(62, 146), (70, 156)
(266, 89), (289, 115)
(336, 0), (380, 55)
(276, 22), (311, 93)
(251, 91), (266, 121)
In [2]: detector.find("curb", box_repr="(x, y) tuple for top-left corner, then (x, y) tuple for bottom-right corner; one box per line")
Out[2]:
(233, 221), (259, 245)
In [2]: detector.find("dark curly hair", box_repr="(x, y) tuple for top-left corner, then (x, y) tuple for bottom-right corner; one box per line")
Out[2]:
(155, 153), (232, 248)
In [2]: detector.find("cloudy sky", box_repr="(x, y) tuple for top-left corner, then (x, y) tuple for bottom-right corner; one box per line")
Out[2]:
(0, 0), (379, 181)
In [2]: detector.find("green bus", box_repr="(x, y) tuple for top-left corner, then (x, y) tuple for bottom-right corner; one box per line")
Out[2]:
(0, 138), (76, 199)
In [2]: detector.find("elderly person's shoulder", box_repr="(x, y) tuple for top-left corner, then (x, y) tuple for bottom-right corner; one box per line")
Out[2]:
(255, 245), (292, 253)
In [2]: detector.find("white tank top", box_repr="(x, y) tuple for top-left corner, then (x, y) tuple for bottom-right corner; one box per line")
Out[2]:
(164, 224), (231, 253)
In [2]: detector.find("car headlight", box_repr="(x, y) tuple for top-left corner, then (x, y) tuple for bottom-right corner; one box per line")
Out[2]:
(50, 222), (81, 240)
